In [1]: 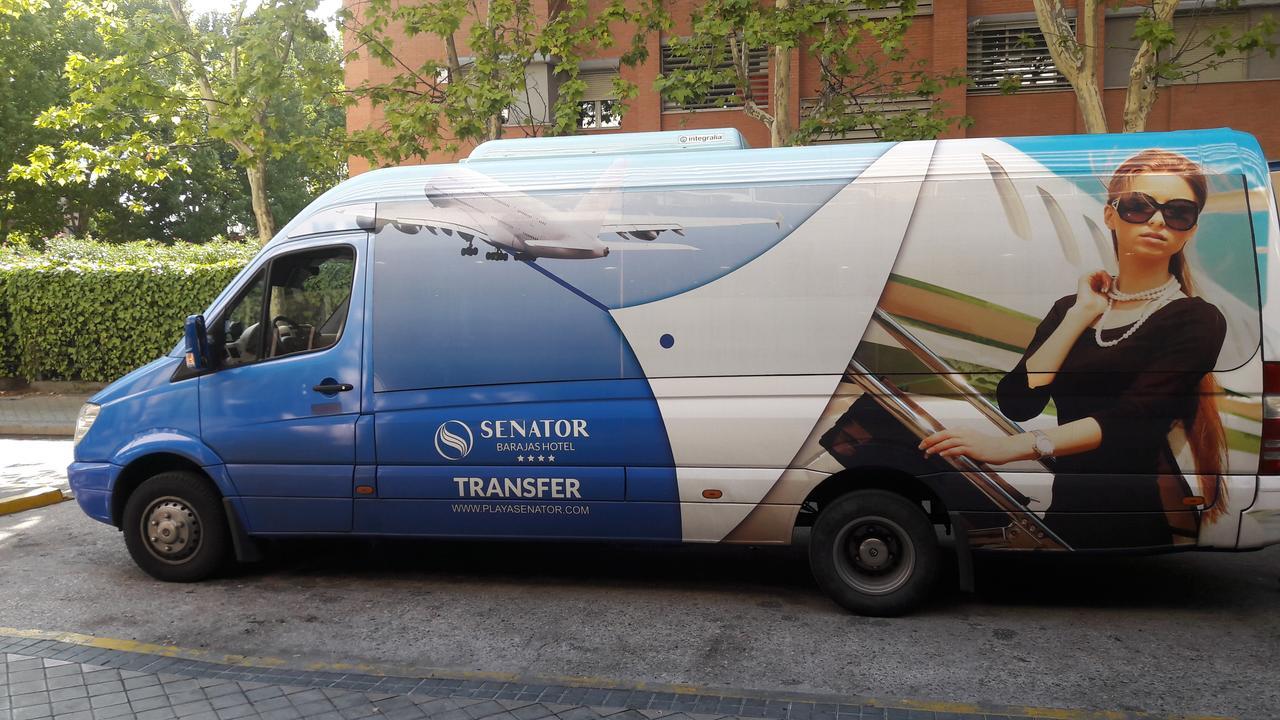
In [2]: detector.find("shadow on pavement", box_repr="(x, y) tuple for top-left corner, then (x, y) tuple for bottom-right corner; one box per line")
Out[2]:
(232, 531), (1278, 615)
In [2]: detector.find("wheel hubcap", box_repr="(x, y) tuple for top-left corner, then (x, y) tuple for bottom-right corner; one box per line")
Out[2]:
(141, 497), (202, 564)
(857, 537), (890, 569)
(832, 515), (915, 596)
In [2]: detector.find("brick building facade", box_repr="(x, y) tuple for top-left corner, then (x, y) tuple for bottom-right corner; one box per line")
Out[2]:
(344, 0), (1280, 173)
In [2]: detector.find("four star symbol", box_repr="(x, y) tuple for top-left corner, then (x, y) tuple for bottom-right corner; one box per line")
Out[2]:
(513, 454), (559, 463)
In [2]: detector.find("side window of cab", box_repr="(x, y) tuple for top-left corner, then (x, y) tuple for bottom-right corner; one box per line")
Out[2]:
(214, 246), (356, 369)
(218, 270), (267, 368)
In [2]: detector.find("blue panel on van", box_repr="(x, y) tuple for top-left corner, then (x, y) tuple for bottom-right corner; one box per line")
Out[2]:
(355, 415), (376, 464)
(206, 412), (357, 465)
(237, 497), (353, 533)
(77, 357), (202, 465)
(353, 499), (680, 541)
(625, 467), (679, 502)
(226, 464), (353, 498)
(373, 379), (675, 471)
(371, 232), (628, 392)
(378, 466), (625, 501)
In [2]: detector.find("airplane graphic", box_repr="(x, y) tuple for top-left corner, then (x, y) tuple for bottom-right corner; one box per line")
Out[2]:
(378, 165), (782, 261)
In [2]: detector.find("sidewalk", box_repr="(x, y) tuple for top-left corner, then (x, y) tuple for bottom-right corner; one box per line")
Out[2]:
(0, 630), (1196, 720)
(0, 391), (85, 514)
(0, 437), (73, 516)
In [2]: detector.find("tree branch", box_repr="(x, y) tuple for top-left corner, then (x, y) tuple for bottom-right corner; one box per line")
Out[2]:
(164, 0), (253, 156)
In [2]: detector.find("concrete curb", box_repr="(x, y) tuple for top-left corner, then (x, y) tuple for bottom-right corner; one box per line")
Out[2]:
(0, 485), (67, 516)
(0, 422), (73, 437)
(0, 378), (106, 393)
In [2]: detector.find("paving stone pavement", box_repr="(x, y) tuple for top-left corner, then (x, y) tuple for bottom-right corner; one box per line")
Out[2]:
(0, 635), (1064, 720)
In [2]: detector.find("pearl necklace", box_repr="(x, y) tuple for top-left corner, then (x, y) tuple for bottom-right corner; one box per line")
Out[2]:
(1094, 276), (1181, 348)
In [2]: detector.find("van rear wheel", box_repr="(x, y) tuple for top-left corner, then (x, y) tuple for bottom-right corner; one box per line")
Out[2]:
(809, 489), (938, 616)
(122, 471), (230, 582)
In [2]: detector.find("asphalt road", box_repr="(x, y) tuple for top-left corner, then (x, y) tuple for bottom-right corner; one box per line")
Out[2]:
(2, 496), (1279, 720)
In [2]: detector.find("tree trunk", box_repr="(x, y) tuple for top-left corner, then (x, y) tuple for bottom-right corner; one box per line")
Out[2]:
(1073, 72), (1108, 134)
(1121, 0), (1178, 132)
(246, 160), (275, 245)
(1031, 0), (1107, 133)
(768, 0), (792, 147)
(771, 44), (792, 147)
(0, 192), (11, 246)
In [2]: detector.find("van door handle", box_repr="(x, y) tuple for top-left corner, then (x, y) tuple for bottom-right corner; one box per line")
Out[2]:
(313, 382), (354, 394)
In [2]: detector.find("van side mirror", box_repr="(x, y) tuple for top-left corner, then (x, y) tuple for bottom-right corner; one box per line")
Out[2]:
(183, 315), (212, 371)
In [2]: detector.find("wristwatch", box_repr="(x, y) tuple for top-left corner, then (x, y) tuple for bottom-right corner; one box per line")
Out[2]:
(1030, 430), (1055, 460)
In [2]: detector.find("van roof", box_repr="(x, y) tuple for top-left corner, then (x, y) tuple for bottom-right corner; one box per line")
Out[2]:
(466, 128), (750, 161)
(269, 127), (1268, 249)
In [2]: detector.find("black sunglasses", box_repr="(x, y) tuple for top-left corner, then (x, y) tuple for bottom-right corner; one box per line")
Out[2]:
(1110, 191), (1201, 232)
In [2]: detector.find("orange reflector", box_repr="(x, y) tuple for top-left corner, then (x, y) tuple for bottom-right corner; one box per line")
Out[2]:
(355, 485), (375, 495)
(184, 352), (196, 368)
(1183, 496), (1206, 507)
(702, 489), (723, 499)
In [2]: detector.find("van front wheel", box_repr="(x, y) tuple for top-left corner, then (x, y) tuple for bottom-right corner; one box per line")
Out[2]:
(809, 489), (938, 616)
(122, 471), (230, 582)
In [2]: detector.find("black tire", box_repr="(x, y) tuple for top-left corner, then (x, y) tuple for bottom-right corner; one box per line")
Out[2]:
(809, 489), (939, 616)
(121, 470), (231, 582)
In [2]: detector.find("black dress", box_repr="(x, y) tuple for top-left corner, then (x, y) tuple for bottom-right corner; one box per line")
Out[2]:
(995, 294), (1227, 549)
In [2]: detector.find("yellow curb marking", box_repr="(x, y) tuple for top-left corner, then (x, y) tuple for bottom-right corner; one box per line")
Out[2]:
(0, 627), (287, 668)
(0, 487), (66, 517)
(0, 627), (1233, 720)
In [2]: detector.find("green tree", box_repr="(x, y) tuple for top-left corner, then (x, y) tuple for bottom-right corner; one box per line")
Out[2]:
(0, 0), (88, 243)
(1031, 0), (1277, 133)
(655, 0), (968, 147)
(342, 0), (662, 163)
(12, 0), (345, 243)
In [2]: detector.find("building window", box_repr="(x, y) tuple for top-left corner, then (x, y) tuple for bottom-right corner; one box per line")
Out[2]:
(1104, 8), (1280, 88)
(851, 0), (932, 18)
(577, 70), (621, 129)
(578, 100), (620, 129)
(967, 17), (1074, 93)
(799, 94), (937, 143)
(660, 41), (769, 112)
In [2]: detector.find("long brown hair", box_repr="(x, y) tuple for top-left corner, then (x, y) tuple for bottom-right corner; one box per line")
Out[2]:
(1107, 149), (1227, 521)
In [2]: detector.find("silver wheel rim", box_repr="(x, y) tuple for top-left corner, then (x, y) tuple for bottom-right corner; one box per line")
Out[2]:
(140, 496), (202, 565)
(832, 515), (915, 596)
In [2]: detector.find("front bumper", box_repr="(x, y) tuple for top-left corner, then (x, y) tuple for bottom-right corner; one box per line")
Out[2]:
(67, 462), (121, 526)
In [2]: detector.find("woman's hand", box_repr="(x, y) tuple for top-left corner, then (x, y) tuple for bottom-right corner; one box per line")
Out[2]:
(919, 428), (1031, 465)
(1072, 269), (1111, 320)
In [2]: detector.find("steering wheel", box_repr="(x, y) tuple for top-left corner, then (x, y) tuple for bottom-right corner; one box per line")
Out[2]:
(272, 315), (300, 337)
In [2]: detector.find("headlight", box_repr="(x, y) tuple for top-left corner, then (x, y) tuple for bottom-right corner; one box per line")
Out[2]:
(73, 403), (100, 446)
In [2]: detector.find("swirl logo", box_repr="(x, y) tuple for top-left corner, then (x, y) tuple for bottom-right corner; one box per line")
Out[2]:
(434, 420), (474, 461)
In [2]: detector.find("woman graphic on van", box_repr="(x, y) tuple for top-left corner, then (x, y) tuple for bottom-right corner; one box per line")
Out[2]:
(919, 148), (1228, 549)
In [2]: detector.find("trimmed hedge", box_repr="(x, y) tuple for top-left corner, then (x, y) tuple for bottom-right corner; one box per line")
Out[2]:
(0, 238), (260, 382)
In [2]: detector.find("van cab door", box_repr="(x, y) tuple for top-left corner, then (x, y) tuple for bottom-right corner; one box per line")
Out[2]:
(200, 233), (366, 533)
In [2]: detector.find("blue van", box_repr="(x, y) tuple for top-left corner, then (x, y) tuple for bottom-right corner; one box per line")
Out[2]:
(69, 128), (1280, 615)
